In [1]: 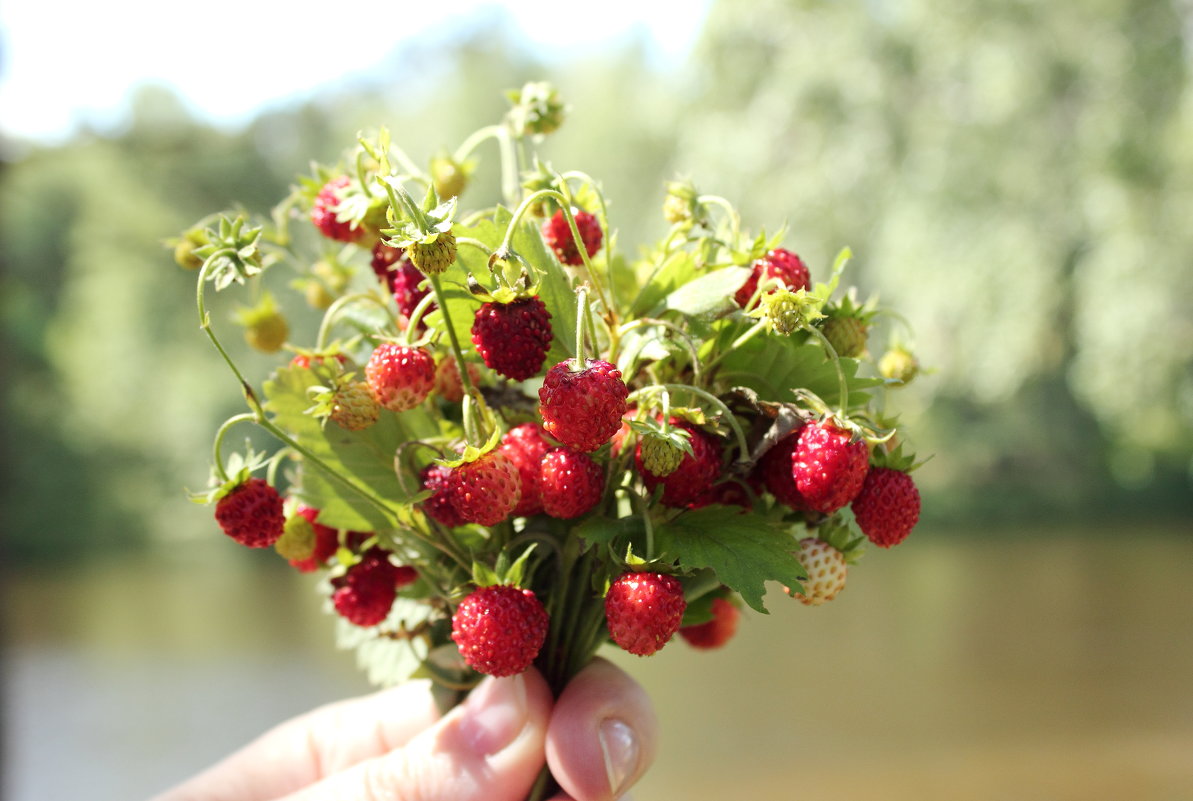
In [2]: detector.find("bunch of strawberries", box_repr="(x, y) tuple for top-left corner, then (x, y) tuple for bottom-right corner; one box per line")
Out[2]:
(182, 82), (924, 699)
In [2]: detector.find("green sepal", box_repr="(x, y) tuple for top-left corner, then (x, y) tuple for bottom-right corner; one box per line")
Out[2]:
(814, 517), (867, 565)
(194, 214), (267, 291)
(435, 425), (503, 468)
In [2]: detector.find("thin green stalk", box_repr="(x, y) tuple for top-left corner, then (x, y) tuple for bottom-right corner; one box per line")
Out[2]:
(560, 169), (617, 314)
(452, 125), (504, 165)
(806, 325), (849, 412)
(211, 413), (257, 483)
(572, 286), (590, 368)
(427, 273), (484, 443)
(196, 252), (262, 413)
(613, 318), (703, 382)
(697, 194), (741, 246)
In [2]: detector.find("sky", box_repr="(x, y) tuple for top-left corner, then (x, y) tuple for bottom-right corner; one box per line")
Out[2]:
(0, 0), (709, 143)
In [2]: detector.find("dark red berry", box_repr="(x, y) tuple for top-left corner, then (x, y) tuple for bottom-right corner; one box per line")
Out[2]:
(214, 478), (285, 548)
(542, 208), (603, 266)
(734, 248), (811, 309)
(447, 451), (522, 526)
(756, 430), (811, 511)
(471, 296), (553, 381)
(311, 176), (365, 243)
(851, 467), (920, 548)
(420, 463), (465, 528)
(792, 421), (870, 514)
(538, 359), (628, 452)
(451, 585), (549, 677)
(680, 597), (740, 650)
(332, 549), (401, 627)
(604, 572), (687, 656)
(540, 447), (605, 519)
(499, 424), (553, 517)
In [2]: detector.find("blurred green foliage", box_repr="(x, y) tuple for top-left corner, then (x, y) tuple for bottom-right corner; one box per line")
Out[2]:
(2, 4), (1190, 560)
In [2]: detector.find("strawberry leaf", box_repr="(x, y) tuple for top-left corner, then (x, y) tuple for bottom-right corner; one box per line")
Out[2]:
(653, 506), (806, 613)
(717, 334), (882, 410)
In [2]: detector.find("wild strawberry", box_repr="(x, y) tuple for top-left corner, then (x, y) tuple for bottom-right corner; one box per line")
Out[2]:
(329, 381), (381, 431)
(756, 431), (811, 511)
(538, 359), (629, 452)
(609, 409), (636, 457)
(793, 421), (869, 514)
(639, 435), (684, 478)
(430, 154), (468, 199)
(793, 538), (847, 606)
(332, 549), (413, 627)
(238, 295), (289, 354)
(370, 241), (403, 282)
(311, 176), (365, 243)
(419, 464), (465, 528)
(734, 248), (811, 309)
(365, 343), (435, 412)
(470, 296), (553, 381)
(542, 208), (602, 266)
(499, 424), (553, 517)
(433, 355), (480, 403)
(636, 420), (722, 508)
(214, 478), (285, 548)
(605, 572), (687, 656)
(288, 504), (339, 572)
(879, 345), (919, 386)
(821, 316), (868, 359)
(447, 451), (521, 526)
(290, 352), (347, 371)
(451, 585), (549, 677)
(540, 447), (605, 519)
(406, 230), (457, 275)
(851, 468), (920, 548)
(680, 596), (740, 649)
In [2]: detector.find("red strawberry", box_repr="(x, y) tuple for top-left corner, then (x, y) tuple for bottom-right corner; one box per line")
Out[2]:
(447, 451), (522, 526)
(419, 463), (465, 528)
(635, 420), (722, 508)
(499, 424), (553, 517)
(540, 447), (605, 519)
(792, 421), (869, 514)
(311, 176), (365, 243)
(289, 352), (347, 371)
(289, 504), (340, 572)
(433, 355), (480, 404)
(538, 359), (628, 452)
(331, 549), (409, 626)
(793, 538), (847, 606)
(756, 430), (811, 511)
(214, 478), (285, 548)
(851, 467), (920, 548)
(451, 585), (549, 677)
(542, 208), (603, 266)
(470, 296), (553, 381)
(734, 248), (811, 309)
(680, 596), (740, 649)
(604, 572), (687, 656)
(365, 343), (435, 412)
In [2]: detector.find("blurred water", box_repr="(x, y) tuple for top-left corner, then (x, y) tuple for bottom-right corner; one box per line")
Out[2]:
(4, 529), (1192, 801)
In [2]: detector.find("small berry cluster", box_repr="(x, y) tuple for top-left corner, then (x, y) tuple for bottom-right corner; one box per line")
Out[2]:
(187, 84), (925, 711)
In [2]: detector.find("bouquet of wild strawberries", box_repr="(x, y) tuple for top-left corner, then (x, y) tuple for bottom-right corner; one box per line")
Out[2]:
(177, 81), (923, 785)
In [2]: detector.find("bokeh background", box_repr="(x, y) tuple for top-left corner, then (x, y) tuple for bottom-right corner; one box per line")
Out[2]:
(3, 1), (1192, 799)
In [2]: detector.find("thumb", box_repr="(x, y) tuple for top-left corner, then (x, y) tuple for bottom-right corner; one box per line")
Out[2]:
(278, 669), (553, 801)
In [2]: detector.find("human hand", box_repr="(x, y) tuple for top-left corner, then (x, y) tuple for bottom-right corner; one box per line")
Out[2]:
(151, 658), (656, 801)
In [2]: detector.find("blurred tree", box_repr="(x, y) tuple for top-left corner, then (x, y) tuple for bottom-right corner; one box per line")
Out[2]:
(680, 0), (1193, 501)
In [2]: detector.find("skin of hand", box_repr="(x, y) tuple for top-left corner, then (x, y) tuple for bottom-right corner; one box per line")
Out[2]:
(150, 658), (656, 801)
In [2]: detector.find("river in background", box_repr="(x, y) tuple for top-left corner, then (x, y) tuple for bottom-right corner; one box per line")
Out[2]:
(4, 527), (1192, 801)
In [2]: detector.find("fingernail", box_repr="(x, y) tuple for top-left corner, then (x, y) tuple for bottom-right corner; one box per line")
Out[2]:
(460, 674), (528, 755)
(598, 717), (639, 797)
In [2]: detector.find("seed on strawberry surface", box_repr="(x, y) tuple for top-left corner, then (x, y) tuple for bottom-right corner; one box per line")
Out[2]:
(451, 585), (549, 677)
(605, 572), (687, 656)
(538, 359), (628, 452)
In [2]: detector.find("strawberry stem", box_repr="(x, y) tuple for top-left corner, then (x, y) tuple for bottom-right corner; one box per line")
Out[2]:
(211, 413), (257, 484)
(805, 325), (850, 412)
(572, 285), (590, 369)
(426, 273), (485, 444)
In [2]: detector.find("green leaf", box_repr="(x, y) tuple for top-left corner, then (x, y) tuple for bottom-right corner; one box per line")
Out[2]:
(659, 265), (750, 320)
(630, 250), (697, 318)
(573, 514), (644, 548)
(654, 506), (806, 613)
(263, 366), (435, 531)
(717, 331), (882, 409)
